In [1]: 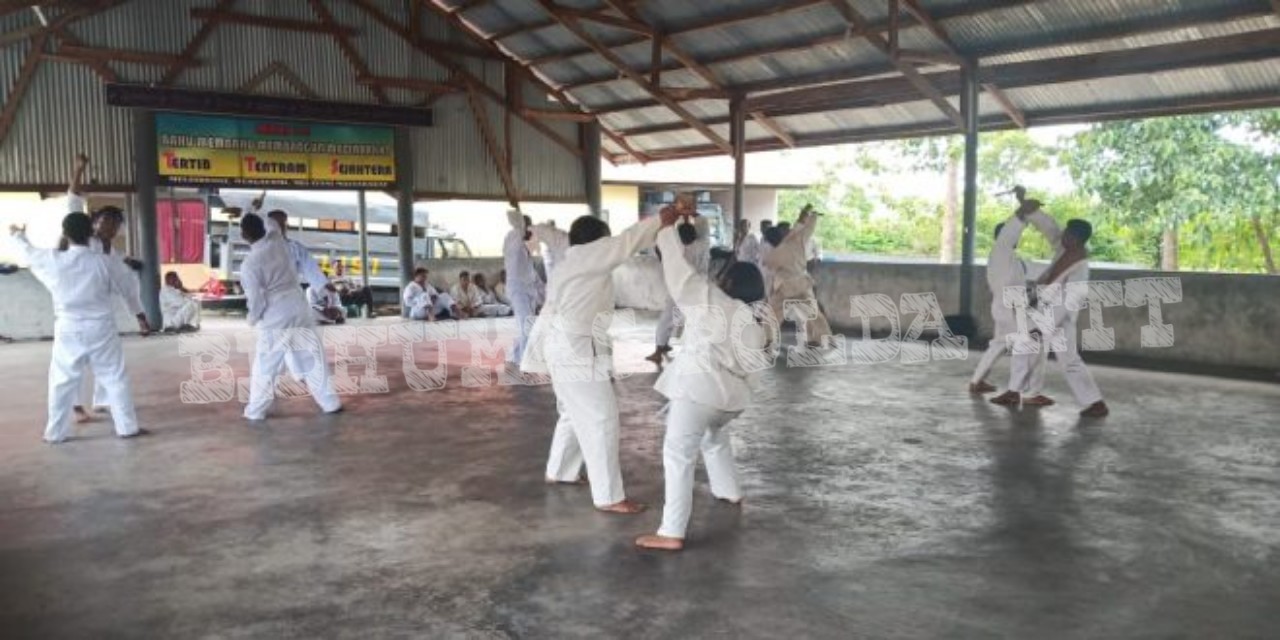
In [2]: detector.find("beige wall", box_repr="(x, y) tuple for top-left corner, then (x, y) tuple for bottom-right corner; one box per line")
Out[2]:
(602, 184), (639, 229)
(709, 188), (780, 229)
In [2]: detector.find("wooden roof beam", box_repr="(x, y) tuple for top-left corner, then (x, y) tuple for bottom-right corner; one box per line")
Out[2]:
(308, 0), (387, 103)
(163, 0), (235, 85)
(53, 44), (194, 67)
(189, 7), (358, 37)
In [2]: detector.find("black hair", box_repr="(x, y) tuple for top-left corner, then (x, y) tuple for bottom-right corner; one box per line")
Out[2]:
(91, 206), (124, 223)
(267, 209), (288, 220)
(777, 221), (792, 231)
(763, 226), (786, 247)
(165, 270), (179, 279)
(722, 262), (765, 304)
(569, 215), (611, 246)
(414, 267), (429, 277)
(993, 222), (1005, 240)
(677, 219), (698, 246)
(459, 270), (470, 278)
(61, 212), (93, 245)
(1064, 219), (1093, 243)
(522, 215), (532, 227)
(241, 213), (266, 241)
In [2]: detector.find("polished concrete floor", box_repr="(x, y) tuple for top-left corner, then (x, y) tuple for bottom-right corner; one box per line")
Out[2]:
(1, 316), (1278, 639)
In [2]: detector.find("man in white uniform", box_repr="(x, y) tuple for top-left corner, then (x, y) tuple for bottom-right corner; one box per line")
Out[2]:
(522, 208), (678, 514)
(307, 283), (345, 325)
(734, 218), (759, 265)
(239, 213), (342, 420)
(160, 271), (200, 331)
(756, 220), (774, 293)
(9, 214), (148, 444)
(472, 273), (512, 317)
(531, 220), (570, 286)
(403, 268), (461, 321)
(762, 208), (832, 347)
(503, 211), (545, 365)
(991, 217), (1110, 418)
(635, 223), (768, 551)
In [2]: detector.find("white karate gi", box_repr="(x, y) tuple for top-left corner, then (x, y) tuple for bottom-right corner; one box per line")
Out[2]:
(736, 232), (760, 265)
(656, 216), (711, 347)
(241, 220), (341, 420)
(281, 235), (331, 292)
(532, 222), (570, 286)
(307, 285), (343, 324)
(971, 215), (1029, 385)
(9, 232), (142, 442)
(475, 286), (512, 317)
(757, 237), (774, 295)
(503, 212), (545, 364)
(763, 216), (831, 343)
(652, 226), (763, 538)
(1006, 217), (1103, 406)
(403, 281), (456, 320)
(523, 216), (662, 507)
(161, 285), (200, 330)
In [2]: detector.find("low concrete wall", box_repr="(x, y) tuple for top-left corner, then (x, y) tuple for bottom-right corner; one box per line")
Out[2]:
(811, 262), (1279, 375)
(0, 271), (141, 339)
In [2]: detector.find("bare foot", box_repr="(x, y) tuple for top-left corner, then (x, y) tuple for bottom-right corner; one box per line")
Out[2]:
(635, 534), (683, 551)
(597, 500), (646, 514)
(1023, 395), (1056, 407)
(1079, 401), (1110, 418)
(118, 428), (151, 439)
(74, 406), (94, 423)
(989, 391), (1020, 406)
(969, 381), (997, 394)
(715, 496), (743, 506)
(544, 476), (586, 485)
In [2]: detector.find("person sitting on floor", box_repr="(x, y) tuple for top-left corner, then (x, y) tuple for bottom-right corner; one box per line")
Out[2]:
(472, 273), (512, 317)
(403, 267), (463, 321)
(160, 271), (200, 332)
(330, 261), (375, 318)
(308, 280), (346, 325)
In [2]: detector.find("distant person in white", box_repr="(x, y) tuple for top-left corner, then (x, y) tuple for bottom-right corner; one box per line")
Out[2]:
(762, 206), (832, 347)
(635, 223), (768, 552)
(756, 219), (775, 291)
(503, 211), (545, 365)
(238, 213), (342, 420)
(9, 214), (149, 444)
(522, 208), (676, 514)
(531, 219), (570, 286)
(403, 267), (461, 321)
(307, 282), (346, 325)
(734, 218), (760, 265)
(160, 271), (200, 331)
(990, 213), (1110, 418)
(471, 273), (512, 317)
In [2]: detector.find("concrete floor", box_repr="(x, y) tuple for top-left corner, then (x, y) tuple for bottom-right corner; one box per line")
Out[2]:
(1, 316), (1279, 639)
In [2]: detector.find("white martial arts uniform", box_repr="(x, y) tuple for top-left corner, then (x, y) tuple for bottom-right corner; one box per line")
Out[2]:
(656, 215), (711, 348)
(403, 280), (456, 320)
(652, 226), (763, 539)
(736, 232), (760, 265)
(763, 216), (831, 344)
(504, 212), (545, 364)
(1007, 234), (1104, 407)
(452, 282), (508, 318)
(241, 219), (341, 420)
(9, 233), (142, 442)
(475, 286), (512, 317)
(523, 216), (663, 507)
(160, 285), (200, 330)
(532, 222), (570, 287)
(307, 285), (343, 324)
(971, 215), (1029, 385)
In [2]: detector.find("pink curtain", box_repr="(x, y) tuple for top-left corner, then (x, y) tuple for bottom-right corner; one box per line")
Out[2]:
(156, 200), (206, 263)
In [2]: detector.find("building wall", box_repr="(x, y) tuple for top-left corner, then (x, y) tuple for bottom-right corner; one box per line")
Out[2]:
(602, 184), (639, 229)
(0, 0), (584, 201)
(709, 188), (780, 228)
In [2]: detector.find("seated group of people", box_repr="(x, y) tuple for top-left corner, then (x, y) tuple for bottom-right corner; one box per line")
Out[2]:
(402, 268), (513, 322)
(306, 261), (377, 325)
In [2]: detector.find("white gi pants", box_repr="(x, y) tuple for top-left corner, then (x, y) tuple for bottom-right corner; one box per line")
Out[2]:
(1008, 319), (1100, 405)
(544, 361), (626, 507)
(508, 290), (538, 364)
(163, 299), (199, 330)
(78, 370), (109, 409)
(244, 326), (342, 419)
(655, 297), (684, 347)
(972, 307), (1022, 385)
(657, 399), (743, 539)
(47, 319), (139, 442)
(768, 275), (832, 344)
(408, 293), (457, 321)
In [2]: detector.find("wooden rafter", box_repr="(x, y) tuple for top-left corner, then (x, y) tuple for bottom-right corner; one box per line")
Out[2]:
(602, 0), (795, 149)
(982, 83), (1026, 129)
(752, 112), (795, 148)
(308, 0), (387, 104)
(238, 61), (320, 99)
(0, 32), (47, 145)
(554, 6), (652, 35)
(350, 0), (582, 158)
(420, 0), (646, 164)
(521, 108), (596, 122)
(464, 83), (520, 208)
(356, 74), (461, 94)
(162, 0), (235, 85)
(535, 0), (732, 153)
(54, 44), (191, 67)
(189, 8), (357, 36)
(601, 126), (651, 164)
(826, 0), (963, 129)
(499, 0), (825, 46)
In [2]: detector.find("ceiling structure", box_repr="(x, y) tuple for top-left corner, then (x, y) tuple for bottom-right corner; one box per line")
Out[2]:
(435, 0), (1280, 163)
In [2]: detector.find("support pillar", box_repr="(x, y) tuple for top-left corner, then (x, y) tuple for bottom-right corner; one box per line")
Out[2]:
(357, 190), (370, 293)
(582, 121), (602, 217)
(729, 96), (746, 229)
(395, 127), (416, 287)
(132, 109), (161, 328)
(958, 63), (980, 323)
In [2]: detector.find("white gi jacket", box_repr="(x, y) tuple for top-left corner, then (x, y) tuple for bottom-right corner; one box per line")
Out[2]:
(241, 220), (314, 330)
(653, 227), (763, 413)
